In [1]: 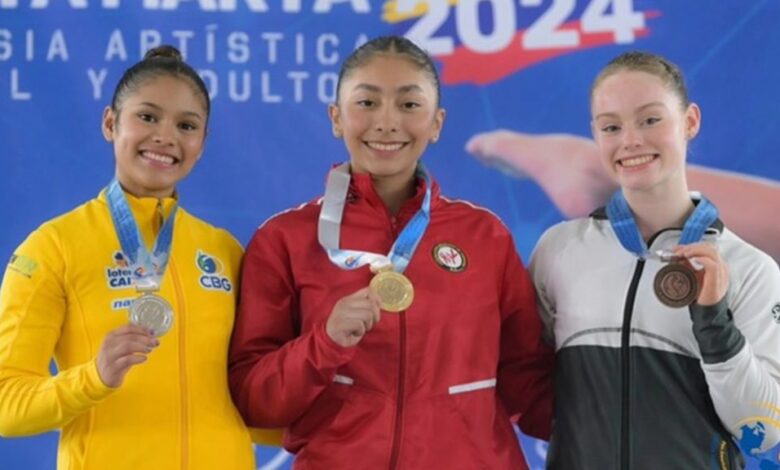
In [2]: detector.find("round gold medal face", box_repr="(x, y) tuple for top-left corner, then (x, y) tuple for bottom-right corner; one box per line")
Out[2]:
(369, 270), (414, 312)
(654, 262), (699, 308)
(129, 293), (174, 337)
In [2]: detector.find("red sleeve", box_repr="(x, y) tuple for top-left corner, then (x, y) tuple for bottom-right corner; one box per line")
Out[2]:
(496, 231), (554, 440)
(228, 221), (356, 427)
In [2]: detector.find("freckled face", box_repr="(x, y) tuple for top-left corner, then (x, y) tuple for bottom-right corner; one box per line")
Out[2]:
(591, 70), (700, 196)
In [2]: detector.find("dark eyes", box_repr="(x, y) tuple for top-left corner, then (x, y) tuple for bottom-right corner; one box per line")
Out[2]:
(137, 112), (198, 131)
(355, 100), (421, 110)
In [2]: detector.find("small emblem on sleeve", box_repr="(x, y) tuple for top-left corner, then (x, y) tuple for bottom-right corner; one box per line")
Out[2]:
(8, 254), (38, 278)
(432, 243), (467, 272)
(772, 303), (780, 323)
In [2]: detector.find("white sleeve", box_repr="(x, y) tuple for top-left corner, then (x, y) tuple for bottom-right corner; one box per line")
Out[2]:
(696, 249), (780, 454)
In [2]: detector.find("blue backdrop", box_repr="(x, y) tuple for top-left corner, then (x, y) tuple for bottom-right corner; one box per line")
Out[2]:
(2, 1), (779, 468)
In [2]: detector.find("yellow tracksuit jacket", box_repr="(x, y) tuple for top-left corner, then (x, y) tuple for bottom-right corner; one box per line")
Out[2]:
(0, 189), (273, 469)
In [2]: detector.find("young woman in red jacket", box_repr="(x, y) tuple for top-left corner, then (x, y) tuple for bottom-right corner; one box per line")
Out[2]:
(229, 35), (553, 470)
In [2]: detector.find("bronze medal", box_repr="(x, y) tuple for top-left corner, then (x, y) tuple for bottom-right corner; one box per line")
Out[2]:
(653, 262), (699, 308)
(369, 270), (414, 312)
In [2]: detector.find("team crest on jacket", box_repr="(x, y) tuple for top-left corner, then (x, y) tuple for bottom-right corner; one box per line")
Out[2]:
(432, 243), (467, 272)
(105, 251), (137, 289)
(197, 251), (232, 292)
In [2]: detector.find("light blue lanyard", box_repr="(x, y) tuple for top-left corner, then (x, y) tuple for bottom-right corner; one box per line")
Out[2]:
(606, 190), (719, 258)
(106, 179), (178, 291)
(318, 163), (432, 273)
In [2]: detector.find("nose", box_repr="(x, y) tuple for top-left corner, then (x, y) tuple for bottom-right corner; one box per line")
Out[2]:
(621, 126), (642, 149)
(374, 106), (399, 133)
(153, 122), (176, 145)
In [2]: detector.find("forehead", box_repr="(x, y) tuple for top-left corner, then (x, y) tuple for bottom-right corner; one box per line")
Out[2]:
(341, 54), (436, 93)
(592, 70), (680, 113)
(125, 75), (206, 111)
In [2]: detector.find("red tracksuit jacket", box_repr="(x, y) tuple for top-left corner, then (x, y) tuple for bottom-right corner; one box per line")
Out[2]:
(229, 172), (553, 469)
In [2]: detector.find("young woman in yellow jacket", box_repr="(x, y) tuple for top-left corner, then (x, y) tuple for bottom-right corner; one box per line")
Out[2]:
(0, 45), (276, 469)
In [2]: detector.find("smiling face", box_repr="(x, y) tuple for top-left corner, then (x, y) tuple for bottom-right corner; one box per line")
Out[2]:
(103, 75), (207, 198)
(591, 70), (700, 197)
(329, 53), (444, 188)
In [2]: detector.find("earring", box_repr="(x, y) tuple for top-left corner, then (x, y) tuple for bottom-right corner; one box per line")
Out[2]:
(333, 127), (342, 138)
(431, 134), (439, 143)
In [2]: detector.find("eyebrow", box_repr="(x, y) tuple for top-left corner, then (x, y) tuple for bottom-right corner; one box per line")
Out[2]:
(138, 101), (204, 120)
(593, 101), (667, 120)
(352, 83), (425, 94)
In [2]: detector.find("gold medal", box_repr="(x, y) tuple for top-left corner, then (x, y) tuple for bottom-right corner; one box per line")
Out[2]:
(369, 268), (414, 312)
(653, 261), (699, 308)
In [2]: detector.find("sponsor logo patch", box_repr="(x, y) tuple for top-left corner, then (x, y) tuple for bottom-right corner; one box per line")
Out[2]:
(8, 253), (38, 278)
(432, 243), (467, 272)
(772, 303), (780, 323)
(197, 251), (232, 292)
(111, 298), (135, 311)
(105, 251), (136, 289)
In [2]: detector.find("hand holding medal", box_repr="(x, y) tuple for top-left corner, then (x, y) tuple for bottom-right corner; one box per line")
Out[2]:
(96, 324), (159, 388)
(672, 242), (729, 306)
(326, 287), (381, 347)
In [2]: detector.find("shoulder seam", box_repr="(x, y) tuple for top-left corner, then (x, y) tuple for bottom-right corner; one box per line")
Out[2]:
(256, 200), (319, 231)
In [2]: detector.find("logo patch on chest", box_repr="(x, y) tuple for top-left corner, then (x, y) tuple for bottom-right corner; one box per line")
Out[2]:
(432, 243), (467, 272)
(772, 303), (780, 323)
(197, 251), (232, 292)
(105, 251), (137, 289)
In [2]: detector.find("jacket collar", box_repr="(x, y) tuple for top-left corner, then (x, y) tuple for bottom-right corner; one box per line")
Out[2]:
(346, 169), (441, 221)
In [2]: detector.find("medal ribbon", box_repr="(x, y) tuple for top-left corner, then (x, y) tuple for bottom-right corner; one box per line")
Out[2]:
(606, 190), (719, 258)
(318, 162), (432, 273)
(106, 179), (178, 292)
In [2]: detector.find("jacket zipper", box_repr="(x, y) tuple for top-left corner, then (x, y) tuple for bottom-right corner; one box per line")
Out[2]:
(386, 214), (406, 470)
(620, 260), (645, 470)
(170, 257), (189, 469)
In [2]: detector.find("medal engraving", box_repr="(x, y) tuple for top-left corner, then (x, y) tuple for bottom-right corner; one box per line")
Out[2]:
(654, 262), (699, 308)
(129, 293), (174, 336)
(369, 270), (414, 312)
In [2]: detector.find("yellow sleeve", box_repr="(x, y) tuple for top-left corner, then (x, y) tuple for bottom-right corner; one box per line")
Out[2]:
(0, 226), (114, 437)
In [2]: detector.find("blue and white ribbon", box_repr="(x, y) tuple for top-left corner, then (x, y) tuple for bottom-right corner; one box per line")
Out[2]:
(106, 179), (178, 291)
(606, 189), (718, 259)
(318, 163), (431, 273)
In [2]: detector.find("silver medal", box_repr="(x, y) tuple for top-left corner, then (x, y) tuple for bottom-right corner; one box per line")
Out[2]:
(129, 293), (173, 337)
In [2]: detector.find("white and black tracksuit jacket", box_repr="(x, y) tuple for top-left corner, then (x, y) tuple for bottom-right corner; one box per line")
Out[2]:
(531, 208), (780, 469)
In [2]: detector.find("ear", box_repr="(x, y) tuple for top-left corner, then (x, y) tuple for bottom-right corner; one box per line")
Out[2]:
(429, 107), (446, 143)
(684, 103), (701, 140)
(102, 107), (116, 142)
(328, 103), (343, 138)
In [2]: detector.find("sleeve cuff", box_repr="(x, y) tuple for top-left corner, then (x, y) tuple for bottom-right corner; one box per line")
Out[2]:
(82, 359), (117, 401)
(689, 297), (746, 364)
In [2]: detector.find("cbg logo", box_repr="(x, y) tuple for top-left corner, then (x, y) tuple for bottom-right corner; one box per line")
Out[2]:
(197, 251), (232, 292)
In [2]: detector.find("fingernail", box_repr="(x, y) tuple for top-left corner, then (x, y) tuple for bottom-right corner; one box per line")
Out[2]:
(690, 258), (704, 270)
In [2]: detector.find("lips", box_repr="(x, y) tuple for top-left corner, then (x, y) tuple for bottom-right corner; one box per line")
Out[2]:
(618, 154), (657, 168)
(365, 141), (407, 152)
(140, 150), (179, 166)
